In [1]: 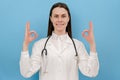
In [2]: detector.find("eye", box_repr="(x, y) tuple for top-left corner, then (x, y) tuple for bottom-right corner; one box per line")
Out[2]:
(54, 15), (58, 18)
(62, 15), (66, 18)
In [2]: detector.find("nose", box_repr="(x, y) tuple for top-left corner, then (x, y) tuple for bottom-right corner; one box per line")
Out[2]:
(58, 17), (62, 22)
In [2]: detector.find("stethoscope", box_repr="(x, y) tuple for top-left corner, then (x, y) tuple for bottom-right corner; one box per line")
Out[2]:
(41, 35), (79, 73)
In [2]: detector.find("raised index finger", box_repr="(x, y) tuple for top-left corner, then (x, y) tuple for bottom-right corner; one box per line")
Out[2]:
(89, 21), (93, 31)
(26, 22), (30, 33)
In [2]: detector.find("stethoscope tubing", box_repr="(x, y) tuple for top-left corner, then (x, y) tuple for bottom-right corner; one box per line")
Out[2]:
(41, 36), (78, 57)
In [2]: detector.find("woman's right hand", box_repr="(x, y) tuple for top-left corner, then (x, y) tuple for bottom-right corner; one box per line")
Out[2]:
(23, 22), (38, 51)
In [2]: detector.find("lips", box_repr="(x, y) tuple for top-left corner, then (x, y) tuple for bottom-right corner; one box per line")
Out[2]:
(56, 24), (64, 26)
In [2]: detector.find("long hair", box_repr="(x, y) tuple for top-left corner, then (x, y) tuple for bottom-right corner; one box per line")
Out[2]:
(47, 2), (72, 38)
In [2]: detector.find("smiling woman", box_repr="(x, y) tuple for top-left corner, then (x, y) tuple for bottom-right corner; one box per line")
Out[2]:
(48, 2), (72, 38)
(50, 7), (70, 35)
(19, 2), (99, 80)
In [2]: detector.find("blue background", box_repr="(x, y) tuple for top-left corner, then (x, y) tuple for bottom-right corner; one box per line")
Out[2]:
(0, 0), (120, 80)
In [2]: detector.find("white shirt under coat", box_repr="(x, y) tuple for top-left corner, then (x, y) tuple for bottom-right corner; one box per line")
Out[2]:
(20, 32), (99, 80)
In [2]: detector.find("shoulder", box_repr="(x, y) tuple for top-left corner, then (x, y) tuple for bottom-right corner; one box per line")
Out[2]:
(33, 37), (48, 48)
(73, 38), (84, 47)
(36, 37), (48, 44)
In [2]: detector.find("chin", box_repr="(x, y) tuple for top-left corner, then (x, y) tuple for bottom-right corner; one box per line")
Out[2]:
(56, 29), (64, 32)
(56, 27), (65, 30)
(54, 25), (67, 32)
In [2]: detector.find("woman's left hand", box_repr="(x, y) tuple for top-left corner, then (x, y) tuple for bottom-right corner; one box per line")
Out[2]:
(82, 21), (95, 45)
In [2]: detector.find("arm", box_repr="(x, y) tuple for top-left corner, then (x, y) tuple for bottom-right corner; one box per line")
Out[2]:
(78, 21), (99, 77)
(20, 42), (42, 78)
(20, 22), (40, 78)
(78, 42), (99, 77)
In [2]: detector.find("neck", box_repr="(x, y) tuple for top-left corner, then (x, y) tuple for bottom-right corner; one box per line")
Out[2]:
(54, 30), (67, 36)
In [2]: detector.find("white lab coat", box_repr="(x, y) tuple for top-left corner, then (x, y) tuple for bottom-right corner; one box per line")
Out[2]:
(20, 32), (99, 80)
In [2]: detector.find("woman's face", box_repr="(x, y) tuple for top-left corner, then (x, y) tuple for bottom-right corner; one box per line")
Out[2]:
(50, 7), (69, 34)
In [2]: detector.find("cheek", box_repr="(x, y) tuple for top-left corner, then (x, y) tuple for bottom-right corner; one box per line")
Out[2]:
(65, 19), (69, 25)
(67, 17), (70, 23)
(64, 17), (69, 23)
(51, 19), (57, 24)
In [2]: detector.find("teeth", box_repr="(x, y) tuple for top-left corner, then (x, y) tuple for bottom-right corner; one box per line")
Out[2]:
(57, 24), (63, 25)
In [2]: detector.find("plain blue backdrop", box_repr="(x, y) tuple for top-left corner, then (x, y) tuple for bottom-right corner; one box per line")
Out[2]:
(0, 0), (120, 80)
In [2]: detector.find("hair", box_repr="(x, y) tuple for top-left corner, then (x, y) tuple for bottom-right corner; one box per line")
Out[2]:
(47, 2), (72, 38)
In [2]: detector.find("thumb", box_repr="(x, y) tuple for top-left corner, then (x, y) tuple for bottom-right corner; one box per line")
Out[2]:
(82, 30), (89, 38)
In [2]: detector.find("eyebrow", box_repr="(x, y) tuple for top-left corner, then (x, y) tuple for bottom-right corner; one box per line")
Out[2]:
(53, 13), (67, 15)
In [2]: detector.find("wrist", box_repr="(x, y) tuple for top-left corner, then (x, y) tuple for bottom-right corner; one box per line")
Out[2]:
(22, 42), (28, 51)
(90, 43), (96, 52)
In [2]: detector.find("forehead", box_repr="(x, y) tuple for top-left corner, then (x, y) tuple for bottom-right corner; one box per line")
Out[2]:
(52, 7), (68, 15)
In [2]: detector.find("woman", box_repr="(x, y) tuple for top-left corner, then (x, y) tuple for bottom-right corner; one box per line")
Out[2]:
(20, 2), (99, 80)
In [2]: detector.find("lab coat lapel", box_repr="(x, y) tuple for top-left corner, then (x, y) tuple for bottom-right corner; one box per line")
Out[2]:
(46, 40), (59, 54)
(60, 38), (73, 55)
(46, 36), (73, 56)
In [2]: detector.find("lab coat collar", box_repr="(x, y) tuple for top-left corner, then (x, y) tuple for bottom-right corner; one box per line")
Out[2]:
(46, 32), (73, 55)
(51, 32), (73, 44)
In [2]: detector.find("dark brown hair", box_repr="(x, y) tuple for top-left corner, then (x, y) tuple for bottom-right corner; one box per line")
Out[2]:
(47, 2), (72, 38)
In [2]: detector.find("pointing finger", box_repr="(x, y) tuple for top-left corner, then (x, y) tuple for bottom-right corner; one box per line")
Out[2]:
(26, 22), (30, 33)
(89, 21), (93, 31)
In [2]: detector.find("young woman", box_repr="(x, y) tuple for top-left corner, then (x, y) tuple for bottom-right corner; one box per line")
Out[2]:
(20, 2), (99, 80)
